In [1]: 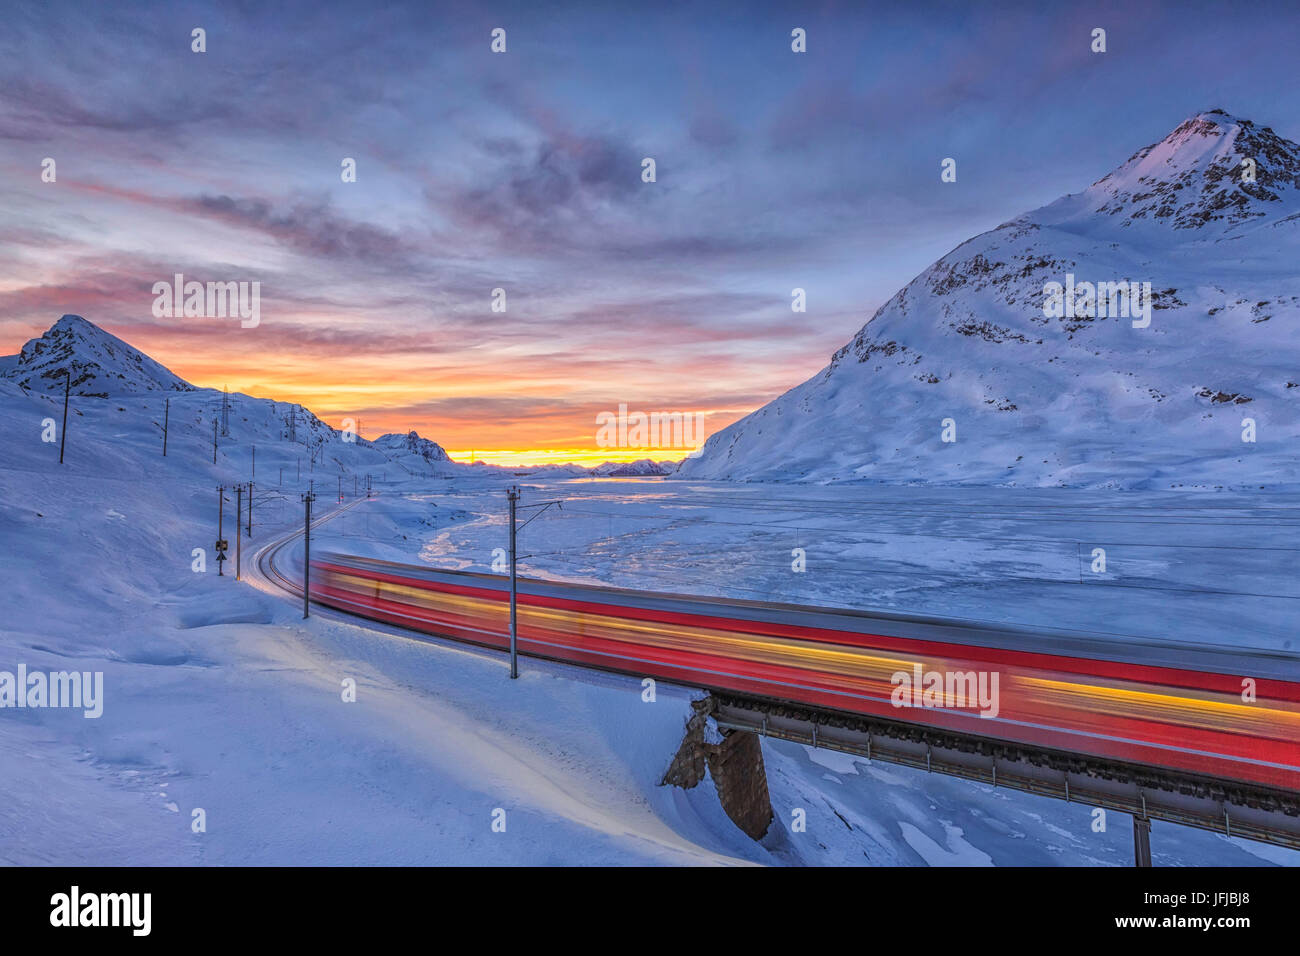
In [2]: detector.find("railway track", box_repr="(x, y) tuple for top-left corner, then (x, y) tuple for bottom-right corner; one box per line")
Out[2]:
(250, 495), (366, 598)
(249, 493), (1300, 850)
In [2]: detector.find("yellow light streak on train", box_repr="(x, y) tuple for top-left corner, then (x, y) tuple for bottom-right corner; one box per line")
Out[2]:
(1020, 677), (1300, 736)
(321, 569), (1300, 742)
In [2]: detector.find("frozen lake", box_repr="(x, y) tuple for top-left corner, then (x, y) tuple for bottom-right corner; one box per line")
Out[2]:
(307, 478), (1300, 658)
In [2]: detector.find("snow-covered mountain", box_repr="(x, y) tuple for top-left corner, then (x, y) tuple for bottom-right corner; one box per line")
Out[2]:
(679, 110), (1300, 489)
(372, 430), (454, 463)
(590, 458), (678, 477)
(1, 314), (197, 396)
(371, 430), (460, 476)
(0, 314), (461, 480)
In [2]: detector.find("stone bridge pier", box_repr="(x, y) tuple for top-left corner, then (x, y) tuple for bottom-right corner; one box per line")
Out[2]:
(661, 696), (773, 840)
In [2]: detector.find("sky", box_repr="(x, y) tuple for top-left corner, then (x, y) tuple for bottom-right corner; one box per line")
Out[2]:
(3, 0), (1300, 464)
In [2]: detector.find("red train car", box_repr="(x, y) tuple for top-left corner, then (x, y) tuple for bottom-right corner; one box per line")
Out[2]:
(311, 552), (1300, 793)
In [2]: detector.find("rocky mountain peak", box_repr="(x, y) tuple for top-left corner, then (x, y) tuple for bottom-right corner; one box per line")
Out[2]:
(1, 314), (196, 397)
(1080, 110), (1300, 230)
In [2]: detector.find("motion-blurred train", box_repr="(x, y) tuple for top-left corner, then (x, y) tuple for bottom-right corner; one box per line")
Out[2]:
(311, 551), (1300, 793)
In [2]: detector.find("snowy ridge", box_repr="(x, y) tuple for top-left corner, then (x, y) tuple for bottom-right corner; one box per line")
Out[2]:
(590, 459), (678, 477)
(679, 111), (1300, 489)
(506, 459), (678, 478)
(0, 315), (465, 479)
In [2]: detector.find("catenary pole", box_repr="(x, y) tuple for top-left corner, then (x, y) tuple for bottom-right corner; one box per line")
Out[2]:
(508, 485), (519, 679)
(59, 370), (70, 464)
(302, 490), (315, 618)
(217, 485), (225, 576)
(235, 484), (242, 580)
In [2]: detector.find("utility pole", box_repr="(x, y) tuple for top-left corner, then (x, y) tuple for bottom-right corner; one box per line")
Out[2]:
(221, 385), (230, 437)
(235, 484), (243, 580)
(302, 489), (316, 619)
(508, 486), (519, 679)
(162, 397), (169, 457)
(216, 485), (227, 576)
(503, 490), (562, 681)
(212, 419), (218, 464)
(337, 475), (342, 502)
(59, 369), (70, 464)
(247, 481), (254, 537)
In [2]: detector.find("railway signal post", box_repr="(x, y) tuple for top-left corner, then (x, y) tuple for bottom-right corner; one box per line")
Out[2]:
(216, 485), (227, 576)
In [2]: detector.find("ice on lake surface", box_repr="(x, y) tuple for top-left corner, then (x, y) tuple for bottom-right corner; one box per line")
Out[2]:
(313, 478), (1300, 655)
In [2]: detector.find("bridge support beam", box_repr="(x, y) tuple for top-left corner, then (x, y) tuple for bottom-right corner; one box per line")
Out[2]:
(1133, 815), (1153, 867)
(662, 696), (773, 840)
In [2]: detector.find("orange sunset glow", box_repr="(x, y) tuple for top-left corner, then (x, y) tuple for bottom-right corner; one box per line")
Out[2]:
(0, 317), (815, 465)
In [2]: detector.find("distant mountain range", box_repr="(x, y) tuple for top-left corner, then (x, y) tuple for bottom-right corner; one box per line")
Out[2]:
(679, 111), (1300, 489)
(0, 315), (679, 477)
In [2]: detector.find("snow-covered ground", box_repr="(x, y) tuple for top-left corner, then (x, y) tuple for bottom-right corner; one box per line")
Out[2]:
(0, 385), (747, 864)
(4, 371), (1292, 866)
